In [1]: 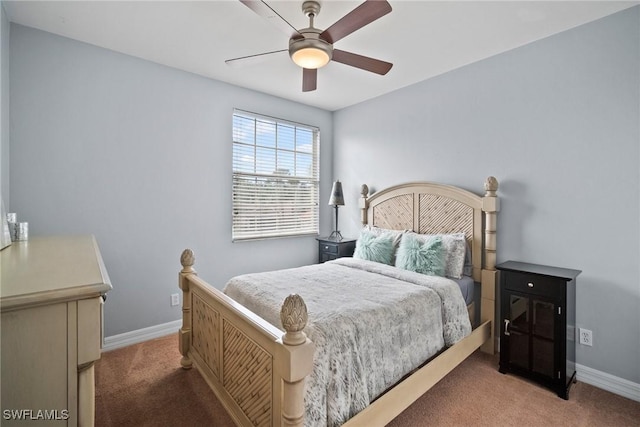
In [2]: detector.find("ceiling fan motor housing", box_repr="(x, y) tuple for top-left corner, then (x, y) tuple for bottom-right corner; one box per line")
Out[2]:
(289, 29), (333, 69)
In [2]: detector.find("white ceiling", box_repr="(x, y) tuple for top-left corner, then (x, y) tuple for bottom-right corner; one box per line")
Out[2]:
(3, 1), (638, 111)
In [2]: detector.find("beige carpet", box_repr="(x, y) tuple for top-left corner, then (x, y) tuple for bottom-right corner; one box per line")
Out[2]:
(96, 334), (640, 426)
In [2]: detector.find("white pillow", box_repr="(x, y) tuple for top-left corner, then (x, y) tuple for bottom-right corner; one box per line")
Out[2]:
(411, 232), (467, 279)
(463, 241), (473, 277)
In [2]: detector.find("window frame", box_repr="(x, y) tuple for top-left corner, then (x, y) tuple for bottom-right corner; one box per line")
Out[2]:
(232, 109), (320, 241)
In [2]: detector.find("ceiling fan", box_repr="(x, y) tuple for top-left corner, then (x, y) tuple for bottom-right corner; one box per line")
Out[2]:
(226, 0), (393, 92)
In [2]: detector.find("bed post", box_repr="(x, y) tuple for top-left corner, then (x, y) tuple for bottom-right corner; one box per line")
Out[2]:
(279, 294), (314, 427)
(481, 176), (500, 354)
(179, 249), (195, 369)
(359, 184), (369, 225)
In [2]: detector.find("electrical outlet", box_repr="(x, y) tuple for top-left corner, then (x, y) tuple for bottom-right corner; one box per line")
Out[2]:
(170, 293), (180, 307)
(579, 328), (593, 346)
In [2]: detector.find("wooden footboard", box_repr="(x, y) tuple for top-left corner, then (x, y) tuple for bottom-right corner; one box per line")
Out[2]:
(178, 249), (314, 427)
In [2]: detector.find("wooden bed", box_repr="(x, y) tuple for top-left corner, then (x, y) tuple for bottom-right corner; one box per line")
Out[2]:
(178, 176), (499, 426)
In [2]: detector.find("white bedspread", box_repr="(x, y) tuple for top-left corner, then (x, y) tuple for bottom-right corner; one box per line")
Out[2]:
(224, 258), (471, 427)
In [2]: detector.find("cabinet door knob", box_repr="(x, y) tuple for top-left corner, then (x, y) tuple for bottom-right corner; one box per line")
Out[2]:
(324, 245), (329, 250)
(527, 282), (534, 288)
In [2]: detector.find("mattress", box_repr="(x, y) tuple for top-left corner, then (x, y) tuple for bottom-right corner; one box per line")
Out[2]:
(453, 275), (475, 305)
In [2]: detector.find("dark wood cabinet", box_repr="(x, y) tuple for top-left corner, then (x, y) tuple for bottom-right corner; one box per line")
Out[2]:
(497, 261), (581, 399)
(317, 237), (356, 263)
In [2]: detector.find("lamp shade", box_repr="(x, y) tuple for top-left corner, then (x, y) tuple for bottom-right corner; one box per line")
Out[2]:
(328, 181), (345, 206)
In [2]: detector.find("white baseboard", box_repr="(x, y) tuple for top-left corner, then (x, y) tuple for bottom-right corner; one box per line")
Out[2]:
(496, 343), (638, 402)
(102, 319), (181, 352)
(576, 363), (640, 402)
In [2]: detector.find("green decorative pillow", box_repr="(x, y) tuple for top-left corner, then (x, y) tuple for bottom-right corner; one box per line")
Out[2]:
(416, 232), (467, 279)
(395, 233), (446, 276)
(353, 230), (395, 265)
(362, 225), (407, 264)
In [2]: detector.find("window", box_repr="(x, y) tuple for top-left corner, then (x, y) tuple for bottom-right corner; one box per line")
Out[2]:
(232, 110), (319, 241)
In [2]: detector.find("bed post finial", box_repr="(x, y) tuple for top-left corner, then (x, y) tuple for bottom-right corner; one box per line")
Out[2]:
(180, 249), (195, 273)
(361, 184), (369, 198)
(281, 294), (308, 346)
(484, 176), (499, 196)
(360, 184), (369, 225)
(179, 249), (196, 369)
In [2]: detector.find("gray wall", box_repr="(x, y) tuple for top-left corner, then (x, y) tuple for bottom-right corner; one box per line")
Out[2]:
(1, 4), (8, 204)
(334, 7), (639, 384)
(8, 24), (334, 337)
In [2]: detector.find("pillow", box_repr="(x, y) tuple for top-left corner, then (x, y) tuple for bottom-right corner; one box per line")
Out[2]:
(353, 230), (395, 265)
(441, 233), (467, 279)
(414, 232), (467, 279)
(362, 225), (407, 263)
(463, 241), (473, 277)
(363, 225), (405, 247)
(395, 233), (445, 276)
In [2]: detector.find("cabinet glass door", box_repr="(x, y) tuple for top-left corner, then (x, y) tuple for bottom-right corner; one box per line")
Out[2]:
(507, 295), (529, 370)
(507, 295), (557, 377)
(532, 299), (555, 377)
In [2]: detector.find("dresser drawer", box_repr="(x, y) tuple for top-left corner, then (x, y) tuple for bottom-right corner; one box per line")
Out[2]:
(502, 271), (564, 299)
(77, 297), (102, 365)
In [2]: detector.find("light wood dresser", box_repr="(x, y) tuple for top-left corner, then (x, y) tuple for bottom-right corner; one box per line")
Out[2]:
(1, 235), (112, 426)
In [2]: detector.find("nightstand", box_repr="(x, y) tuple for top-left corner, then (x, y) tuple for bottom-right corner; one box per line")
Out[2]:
(316, 237), (356, 263)
(497, 261), (581, 399)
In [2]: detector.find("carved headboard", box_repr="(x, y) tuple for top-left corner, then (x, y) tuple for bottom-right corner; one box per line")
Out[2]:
(359, 177), (499, 352)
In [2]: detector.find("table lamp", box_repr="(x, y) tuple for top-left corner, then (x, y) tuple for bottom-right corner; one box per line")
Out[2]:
(328, 180), (344, 240)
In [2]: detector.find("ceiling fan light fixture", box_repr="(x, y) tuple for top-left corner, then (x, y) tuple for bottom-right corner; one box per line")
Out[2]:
(289, 37), (332, 69)
(291, 47), (330, 69)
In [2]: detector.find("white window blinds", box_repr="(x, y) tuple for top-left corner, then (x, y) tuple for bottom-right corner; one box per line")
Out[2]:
(232, 110), (320, 241)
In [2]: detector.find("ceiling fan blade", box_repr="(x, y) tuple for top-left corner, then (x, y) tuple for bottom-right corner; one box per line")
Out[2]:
(320, 0), (392, 44)
(239, 0), (302, 38)
(225, 49), (288, 67)
(332, 49), (392, 75)
(302, 68), (317, 92)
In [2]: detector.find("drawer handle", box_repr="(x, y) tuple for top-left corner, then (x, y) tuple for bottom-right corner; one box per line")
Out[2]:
(504, 319), (511, 336)
(527, 282), (534, 288)
(324, 245), (329, 250)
